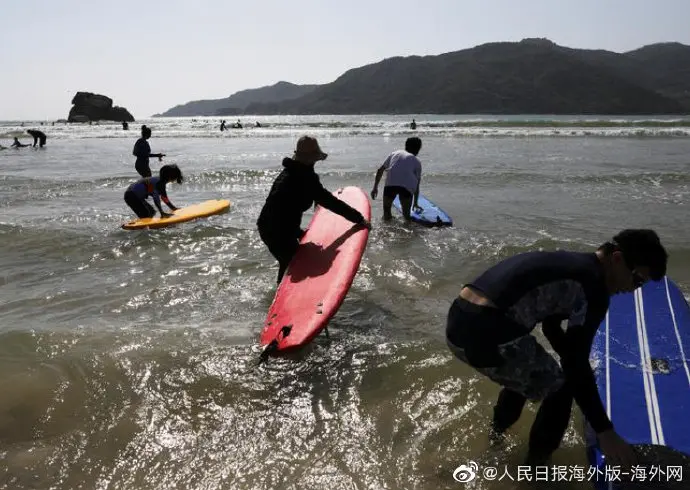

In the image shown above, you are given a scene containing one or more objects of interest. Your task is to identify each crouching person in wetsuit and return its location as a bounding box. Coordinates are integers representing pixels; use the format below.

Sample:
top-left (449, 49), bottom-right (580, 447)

top-left (257, 136), bottom-right (372, 284)
top-left (124, 164), bottom-right (183, 219)
top-left (445, 229), bottom-right (668, 467)
top-left (27, 129), bottom-right (47, 147)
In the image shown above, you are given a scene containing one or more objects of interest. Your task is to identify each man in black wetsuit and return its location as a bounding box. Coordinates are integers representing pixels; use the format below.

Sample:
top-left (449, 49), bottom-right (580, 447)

top-left (445, 229), bottom-right (668, 467)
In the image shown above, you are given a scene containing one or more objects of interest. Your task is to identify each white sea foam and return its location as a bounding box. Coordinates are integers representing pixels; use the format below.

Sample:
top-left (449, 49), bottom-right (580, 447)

top-left (2, 115), bottom-right (690, 140)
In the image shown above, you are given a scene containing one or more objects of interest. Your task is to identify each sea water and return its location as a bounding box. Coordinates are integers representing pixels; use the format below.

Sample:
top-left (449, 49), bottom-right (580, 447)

top-left (1, 115), bottom-right (689, 489)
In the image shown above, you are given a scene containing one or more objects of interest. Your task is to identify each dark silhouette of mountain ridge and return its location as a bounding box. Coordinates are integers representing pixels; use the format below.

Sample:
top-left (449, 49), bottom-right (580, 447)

top-left (156, 39), bottom-right (690, 116)
top-left (154, 81), bottom-right (319, 117)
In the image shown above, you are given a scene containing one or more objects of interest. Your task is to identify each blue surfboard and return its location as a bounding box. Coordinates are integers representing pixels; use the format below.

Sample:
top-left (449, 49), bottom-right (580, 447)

top-left (586, 277), bottom-right (690, 488)
top-left (392, 194), bottom-right (452, 227)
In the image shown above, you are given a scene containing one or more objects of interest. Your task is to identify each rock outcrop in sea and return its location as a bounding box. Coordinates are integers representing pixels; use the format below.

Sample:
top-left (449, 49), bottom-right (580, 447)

top-left (67, 92), bottom-right (135, 122)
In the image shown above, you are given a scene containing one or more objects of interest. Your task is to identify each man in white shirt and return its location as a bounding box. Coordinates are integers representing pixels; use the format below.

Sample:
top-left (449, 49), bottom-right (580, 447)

top-left (370, 137), bottom-right (423, 220)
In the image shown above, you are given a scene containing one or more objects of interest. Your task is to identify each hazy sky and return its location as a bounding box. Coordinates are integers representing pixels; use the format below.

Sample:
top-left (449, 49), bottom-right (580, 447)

top-left (2, 0), bottom-right (689, 120)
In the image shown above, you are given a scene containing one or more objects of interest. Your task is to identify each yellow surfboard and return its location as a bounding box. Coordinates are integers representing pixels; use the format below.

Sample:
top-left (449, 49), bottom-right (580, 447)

top-left (122, 199), bottom-right (231, 230)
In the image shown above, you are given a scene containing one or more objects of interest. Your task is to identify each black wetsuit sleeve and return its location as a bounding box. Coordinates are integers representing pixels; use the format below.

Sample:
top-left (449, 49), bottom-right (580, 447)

top-left (542, 315), bottom-right (568, 355)
top-left (312, 178), bottom-right (364, 225)
top-left (561, 322), bottom-right (613, 433)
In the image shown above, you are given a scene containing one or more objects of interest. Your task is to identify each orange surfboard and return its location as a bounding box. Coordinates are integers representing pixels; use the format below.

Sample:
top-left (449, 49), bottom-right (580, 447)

top-left (122, 199), bottom-right (230, 230)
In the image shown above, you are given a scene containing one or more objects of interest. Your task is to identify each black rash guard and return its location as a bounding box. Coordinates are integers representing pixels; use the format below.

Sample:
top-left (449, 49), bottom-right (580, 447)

top-left (464, 250), bottom-right (613, 433)
top-left (257, 157), bottom-right (364, 236)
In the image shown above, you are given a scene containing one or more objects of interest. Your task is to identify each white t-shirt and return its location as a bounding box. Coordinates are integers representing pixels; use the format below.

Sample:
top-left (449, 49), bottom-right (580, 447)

top-left (383, 150), bottom-right (422, 194)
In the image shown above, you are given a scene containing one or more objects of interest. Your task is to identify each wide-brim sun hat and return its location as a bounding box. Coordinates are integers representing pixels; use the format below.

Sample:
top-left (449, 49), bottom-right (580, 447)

top-left (294, 135), bottom-right (327, 161)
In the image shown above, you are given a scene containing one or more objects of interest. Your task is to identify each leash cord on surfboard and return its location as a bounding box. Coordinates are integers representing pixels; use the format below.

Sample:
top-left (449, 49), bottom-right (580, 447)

top-left (258, 324), bottom-right (292, 365)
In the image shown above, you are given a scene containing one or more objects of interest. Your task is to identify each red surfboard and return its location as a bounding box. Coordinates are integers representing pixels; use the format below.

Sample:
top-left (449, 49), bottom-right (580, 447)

top-left (259, 186), bottom-right (371, 355)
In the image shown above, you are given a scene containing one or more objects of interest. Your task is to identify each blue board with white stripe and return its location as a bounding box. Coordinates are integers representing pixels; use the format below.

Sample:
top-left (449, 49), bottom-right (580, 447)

top-left (392, 194), bottom-right (453, 227)
top-left (586, 277), bottom-right (690, 488)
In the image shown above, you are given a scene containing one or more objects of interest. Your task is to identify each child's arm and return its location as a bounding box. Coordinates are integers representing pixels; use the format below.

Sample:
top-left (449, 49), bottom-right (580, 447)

top-left (162, 194), bottom-right (178, 211)
top-left (158, 183), bottom-right (178, 211)
top-left (151, 193), bottom-right (171, 217)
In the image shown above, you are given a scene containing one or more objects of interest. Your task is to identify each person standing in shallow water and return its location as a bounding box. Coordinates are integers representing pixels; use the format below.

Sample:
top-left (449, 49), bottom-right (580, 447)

top-left (257, 136), bottom-right (371, 284)
top-left (370, 137), bottom-right (423, 221)
top-left (445, 229), bottom-right (668, 467)
top-left (133, 125), bottom-right (165, 178)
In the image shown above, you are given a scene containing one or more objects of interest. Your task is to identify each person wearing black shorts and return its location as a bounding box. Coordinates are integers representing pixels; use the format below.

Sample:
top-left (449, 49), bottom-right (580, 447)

top-left (370, 137), bottom-right (422, 220)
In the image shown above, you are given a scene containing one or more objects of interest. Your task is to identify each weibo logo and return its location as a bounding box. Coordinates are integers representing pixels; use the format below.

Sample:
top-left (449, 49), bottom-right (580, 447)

top-left (453, 461), bottom-right (478, 482)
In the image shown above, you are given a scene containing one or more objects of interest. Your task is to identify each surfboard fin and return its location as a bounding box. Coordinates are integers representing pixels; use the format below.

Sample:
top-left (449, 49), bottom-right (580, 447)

top-left (258, 324), bottom-right (293, 365)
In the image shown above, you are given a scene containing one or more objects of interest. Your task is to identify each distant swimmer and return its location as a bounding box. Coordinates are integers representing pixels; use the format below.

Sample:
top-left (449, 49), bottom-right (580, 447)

top-left (255, 121), bottom-right (262, 128)
top-left (233, 119), bottom-right (243, 129)
top-left (122, 121), bottom-right (129, 130)
top-left (133, 125), bottom-right (165, 178)
top-left (11, 137), bottom-right (29, 148)
top-left (370, 137), bottom-right (423, 221)
top-left (410, 119), bottom-right (417, 130)
top-left (220, 120), bottom-right (227, 131)
top-left (124, 164), bottom-right (183, 219)
top-left (27, 129), bottom-right (47, 147)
